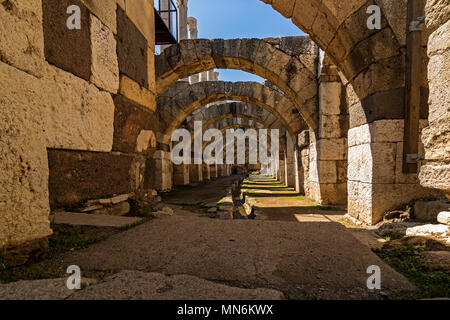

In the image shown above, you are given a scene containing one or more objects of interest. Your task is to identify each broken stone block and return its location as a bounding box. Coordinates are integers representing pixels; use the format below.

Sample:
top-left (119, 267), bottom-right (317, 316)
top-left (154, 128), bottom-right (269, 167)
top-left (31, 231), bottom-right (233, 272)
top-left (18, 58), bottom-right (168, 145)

top-left (92, 202), bottom-right (130, 216)
top-left (437, 212), bottom-right (450, 225)
top-left (111, 194), bottom-right (130, 204)
top-left (82, 205), bottom-right (103, 213)
top-left (406, 224), bottom-right (449, 237)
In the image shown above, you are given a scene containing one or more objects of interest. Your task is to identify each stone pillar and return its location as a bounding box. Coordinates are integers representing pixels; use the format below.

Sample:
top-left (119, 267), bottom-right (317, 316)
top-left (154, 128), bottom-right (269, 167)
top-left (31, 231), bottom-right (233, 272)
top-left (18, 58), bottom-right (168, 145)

top-left (286, 134), bottom-right (297, 188)
top-left (419, 2), bottom-right (450, 198)
top-left (187, 17), bottom-right (197, 39)
top-left (173, 164), bottom-right (189, 186)
top-left (200, 71), bottom-right (208, 82)
top-left (210, 164), bottom-right (218, 179)
top-left (176, 0), bottom-right (189, 41)
top-left (307, 80), bottom-right (348, 205)
top-left (189, 163), bottom-right (202, 183)
top-left (187, 17), bottom-right (200, 84)
top-left (152, 151), bottom-right (173, 191)
top-left (202, 163), bottom-right (210, 181)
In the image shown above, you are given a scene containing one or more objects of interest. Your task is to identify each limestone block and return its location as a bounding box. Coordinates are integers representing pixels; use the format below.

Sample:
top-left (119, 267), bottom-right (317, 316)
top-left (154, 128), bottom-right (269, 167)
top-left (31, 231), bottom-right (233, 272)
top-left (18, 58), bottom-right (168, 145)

top-left (414, 200), bottom-right (450, 221)
top-left (372, 183), bottom-right (444, 224)
top-left (316, 138), bottom-right (347, 161)
top-left (406, 224), bottom-right (449, 237)
top-left (348, 124), bottom-right (371, 147)
top-left (81, 0), bottom-right (117, 33)
top-left (427, 51), bottom-right (450, 123)
top-left (425, 0), bottom-right (450, 31)
top-left (124, 0), bottom-right (155, 46)
top-left (319, 115), bottom-right (342, 139)
top-left (320, 82), bottom-right (342, 115)
top-left (422, 119), bottom-right (450, 161)
top-left (271, 0), bottom-right (295, 18)
top-left (298, 130), bottom-right (309, 148)
top-left (428, 19), bottom-right (450, 56)
top-left (148, 46), bottom-right (156, 94)
top-left (309, 161), bottom-right (337, 184)
top-left (319, 183), bottom-right (347, 205)
top-left (0, 57), bottom-right (116, 254)
top-left (347, 181), bottom-right (373, 224)
top-left (376, 0), bottom-right (407, 46)
top-left (136, 130), bottom-right (156, 153)
top-left (437, 211), bottom-right (450, 224)
top-left (419, 162), bottom-right (450, 193)
top-left (0, 0), bottom-right (45, 77)
top-left (119, 75), bottom-right (157, 111)
top-left (90, 15), bottom-right (119, 93)
top-left (371, 120), bottom-right (404, 143)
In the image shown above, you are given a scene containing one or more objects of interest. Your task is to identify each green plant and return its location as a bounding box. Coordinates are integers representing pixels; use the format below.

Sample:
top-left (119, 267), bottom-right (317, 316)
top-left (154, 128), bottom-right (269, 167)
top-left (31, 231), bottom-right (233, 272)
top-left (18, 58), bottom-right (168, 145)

top-left (376, 245), bottom-right (450, 298)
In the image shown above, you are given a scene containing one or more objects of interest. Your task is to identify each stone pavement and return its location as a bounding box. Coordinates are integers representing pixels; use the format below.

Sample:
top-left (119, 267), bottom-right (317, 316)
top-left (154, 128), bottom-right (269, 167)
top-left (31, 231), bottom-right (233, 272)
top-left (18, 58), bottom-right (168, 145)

top-left (0, 176), bottom-right (419, 300)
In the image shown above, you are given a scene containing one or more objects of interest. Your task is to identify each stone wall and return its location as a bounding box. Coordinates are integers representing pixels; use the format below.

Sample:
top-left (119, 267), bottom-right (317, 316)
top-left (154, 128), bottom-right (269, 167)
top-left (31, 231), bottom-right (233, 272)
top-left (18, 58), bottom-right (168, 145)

top-left (0, 0), bottom-right (159, 265)
top-left (420, 0), bottom-right (450, 197)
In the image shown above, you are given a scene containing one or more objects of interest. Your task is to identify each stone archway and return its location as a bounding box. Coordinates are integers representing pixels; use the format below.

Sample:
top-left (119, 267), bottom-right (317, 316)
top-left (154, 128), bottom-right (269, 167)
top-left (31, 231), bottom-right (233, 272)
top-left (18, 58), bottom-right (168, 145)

top-left (157, 81), bottom-right (309, 139)
top-left (156, 37), bottom-right (319, 128)
top-left (186, 102), bottom-right (284, 133)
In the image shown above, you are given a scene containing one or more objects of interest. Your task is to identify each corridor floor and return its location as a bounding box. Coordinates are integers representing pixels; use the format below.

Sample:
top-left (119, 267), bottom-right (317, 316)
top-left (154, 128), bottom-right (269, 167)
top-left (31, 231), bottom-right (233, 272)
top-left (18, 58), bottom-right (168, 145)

top-left (1, 175), bottom-right (418, 300)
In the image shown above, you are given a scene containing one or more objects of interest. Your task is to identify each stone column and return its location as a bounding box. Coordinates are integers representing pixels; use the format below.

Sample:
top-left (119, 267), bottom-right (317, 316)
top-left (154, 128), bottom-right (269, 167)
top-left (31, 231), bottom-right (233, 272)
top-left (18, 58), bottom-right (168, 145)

top-left (176, 0), bottom-right (189, 41)
top-left (202, 163), bottom-right (210, 181)
top-left (189, 163), bottom-right (202, 183)
top-left (187, 17), bottom-right (201, 84)
top-left (286, 134), bottom-right (297, 188)
top-left (173, 164), bottom-right (189, 186)
top-left (187, 17), bottom-right (198, 39)
top-left (152, 151), bottom-right (173, 191)
top-left (209, 164), bottom-right (218, 179)
top-left (307, 80), bottom-right (348, 205)
top-left (419, 2), bottom-right (450, 198)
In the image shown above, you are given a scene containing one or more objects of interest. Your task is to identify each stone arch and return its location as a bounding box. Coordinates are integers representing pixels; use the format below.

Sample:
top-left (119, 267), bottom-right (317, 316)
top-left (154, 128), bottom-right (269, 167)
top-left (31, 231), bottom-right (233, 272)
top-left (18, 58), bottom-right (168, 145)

top-left (157, 81), bottom-right (309, 138)
top-left (259, 0), bottom-right (404, 82)
top-left (156, 37), bottom-right (319, 128)
top-left (186, 102), bottom-right (282, 132)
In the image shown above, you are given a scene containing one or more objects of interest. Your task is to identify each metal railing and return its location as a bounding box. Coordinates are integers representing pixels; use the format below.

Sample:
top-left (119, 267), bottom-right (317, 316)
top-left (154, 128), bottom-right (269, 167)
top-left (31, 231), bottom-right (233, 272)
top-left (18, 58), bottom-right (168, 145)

top-left (155, 0), bottom-right (178, 42)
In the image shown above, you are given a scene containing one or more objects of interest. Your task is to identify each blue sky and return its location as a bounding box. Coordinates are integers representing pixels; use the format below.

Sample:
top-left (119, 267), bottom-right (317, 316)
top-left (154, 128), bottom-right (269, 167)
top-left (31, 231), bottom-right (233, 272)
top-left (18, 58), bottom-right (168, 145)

top-left (187, 0), bottom-right (306, 83)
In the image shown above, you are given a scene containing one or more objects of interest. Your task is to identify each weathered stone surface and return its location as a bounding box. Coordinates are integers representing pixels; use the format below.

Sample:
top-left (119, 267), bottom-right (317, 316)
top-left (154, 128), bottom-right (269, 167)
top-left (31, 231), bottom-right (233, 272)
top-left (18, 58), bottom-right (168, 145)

top-left (406, 224), bottom-right (449, 237)
top-left (0, 60), bottom-right (114, 254)
top-left (42, 0), bottom-right (92, 80)
top-left (437, 211), bottom-right (450, 224)
top-left (93, 201), bottom-right (130, 216)
top-left (0, 278), bottom-right (81, 300)
top-left (119, 75), bottom-right (156, 111)
top-left (425, 0), bottom-right (450, 31)
top-left (81, 0), bottom-right (117, 33)
top-left (315, 138), bottom-right (347, 161)
top-left (136, 130), bottom-right (156, 153)
top-left (90, 15), bottom-right (119, 93)
top-left (51, 212), bottom-right (141, 228)
top-left (48, 150), bottom-right (134, 209)
top-left (320, 82), bottom-right (342, 115)
top-left (113, 94), bottom-right (158, 154)
top-left (124, 0), bottom-right (155, 47)
top-left (420, 251), bottom-right (450, 273)
top-left (116, 6), bottom-right (148, 88)
top-left (145, 151), bottom-right (173, 191)
top-left (69, 270), bottom-right (284, 300)
top-left (414, 200), bottom-right (450, 222)
top-left (0, 0), bottom-right (45, 77)
top-left (419, 162), bottom-right (450, 194)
